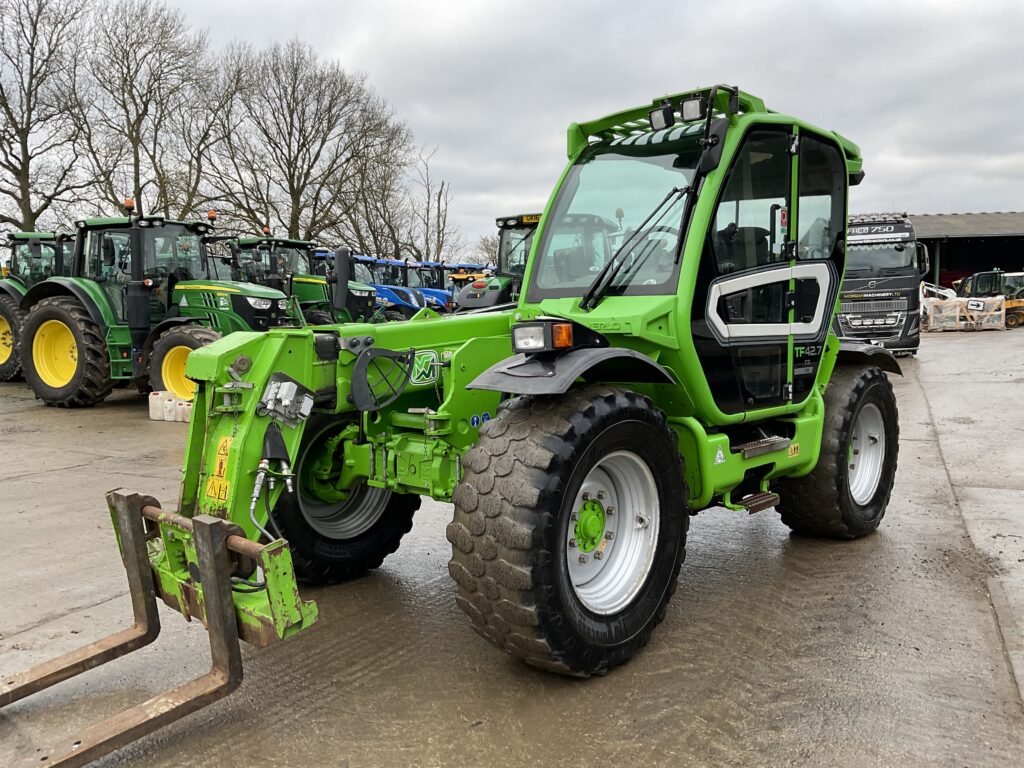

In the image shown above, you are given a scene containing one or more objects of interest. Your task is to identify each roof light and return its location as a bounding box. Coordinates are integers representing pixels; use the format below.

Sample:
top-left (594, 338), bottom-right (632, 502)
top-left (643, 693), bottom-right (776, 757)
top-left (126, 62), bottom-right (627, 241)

top-left (123, 198), bottom-right (135, 212)
top-left (207, 209), bottom-right (218, 222)
top-left (262, 225), bottom-right (271, 235)
top-left (681, 95), bottom-right (708, 122)
top-left (649, 99), bottom-right (675, 131)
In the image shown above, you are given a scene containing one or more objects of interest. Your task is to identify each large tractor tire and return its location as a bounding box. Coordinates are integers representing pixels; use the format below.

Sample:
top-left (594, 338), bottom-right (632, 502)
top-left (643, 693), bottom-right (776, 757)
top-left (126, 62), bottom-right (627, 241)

top-left (303, 308), bottom-right (335, 326)
top-left (448, 385), bottom-right (688, 676)
top-left (270, 417), bottom-right (420, 584)
top-left (20, 296), bottom-right (112, 407)
top-left (0, 294), bottom-right (26, 381)
top-left (149, 325), bottom-right (222, 400)
top-left (777, 365), bottom-right (899, 539)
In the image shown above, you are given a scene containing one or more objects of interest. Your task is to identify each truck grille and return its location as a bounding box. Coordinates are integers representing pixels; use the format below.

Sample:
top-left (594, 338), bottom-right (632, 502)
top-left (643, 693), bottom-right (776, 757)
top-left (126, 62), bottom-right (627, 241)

top-left (840, 298), bottom-right (908, 314)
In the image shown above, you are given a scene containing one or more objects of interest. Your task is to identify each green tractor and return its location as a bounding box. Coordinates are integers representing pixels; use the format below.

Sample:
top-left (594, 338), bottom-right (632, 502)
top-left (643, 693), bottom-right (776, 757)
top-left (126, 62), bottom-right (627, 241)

top-left (233, 234), bottom-right (379, 325)
top-left (4, 86), bottom-right (903, 762)
top-left (0, 231), bottom-right (75, 380)
top-left (16, 206), bottom-right (298, 405)
top-left (456, 213), bottom-right (539, 310)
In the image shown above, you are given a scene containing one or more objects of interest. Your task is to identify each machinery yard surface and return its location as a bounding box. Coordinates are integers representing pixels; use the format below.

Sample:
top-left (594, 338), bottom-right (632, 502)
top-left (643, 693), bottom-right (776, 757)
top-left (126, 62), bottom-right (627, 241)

top-left (1, 332), bottom-right (1023, 767)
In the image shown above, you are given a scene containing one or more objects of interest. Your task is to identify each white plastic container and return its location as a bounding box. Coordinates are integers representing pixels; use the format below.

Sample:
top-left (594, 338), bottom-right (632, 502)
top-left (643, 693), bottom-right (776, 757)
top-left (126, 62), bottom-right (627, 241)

top-left (175, 400), bottom-right (187, 422)
top-left (183, 401), bottom-right (193, 423)
top-left (149, 391), bottom-right (165, 420)
top-left (162, 396), bottom-right (176, 422)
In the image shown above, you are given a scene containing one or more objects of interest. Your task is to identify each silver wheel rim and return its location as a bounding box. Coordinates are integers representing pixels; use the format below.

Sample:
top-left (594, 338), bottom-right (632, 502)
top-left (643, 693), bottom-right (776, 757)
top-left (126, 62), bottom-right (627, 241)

top-left (848, 403), bottom-right (885, 505)
top-left (566, 450), bottom-right (660, 615)
top-left (297, 425), bottom-right (390, 539)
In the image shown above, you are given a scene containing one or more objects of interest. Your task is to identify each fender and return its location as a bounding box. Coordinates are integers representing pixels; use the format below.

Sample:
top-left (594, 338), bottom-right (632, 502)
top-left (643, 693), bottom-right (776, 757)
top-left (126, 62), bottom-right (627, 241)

top-left (20, 279), bottom-right (108, 332)
top-left (836, 339), bottom-right (902, 375)
top-left (0, 278), bottom-right (26, 302)
top-left (468, 347), bottom-right (676, 396)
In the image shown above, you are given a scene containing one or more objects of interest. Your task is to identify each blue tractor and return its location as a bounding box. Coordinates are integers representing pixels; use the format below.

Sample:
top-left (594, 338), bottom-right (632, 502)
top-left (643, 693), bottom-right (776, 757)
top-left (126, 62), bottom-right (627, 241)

top-left (351, 255), bottom-right (429, 319)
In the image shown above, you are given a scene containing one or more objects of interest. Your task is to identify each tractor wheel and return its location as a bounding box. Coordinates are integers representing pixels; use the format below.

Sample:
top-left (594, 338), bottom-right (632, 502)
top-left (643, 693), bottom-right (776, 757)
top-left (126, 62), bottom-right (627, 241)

top-left (383, 310), bottom-right (406, 322)
top-left (270, 416), bottom-right (420, 584)
top-left (303, 309), bottom-right (334, 326)
top-left (448, 385), bottom-right (688, 676)
top-left (0, 294), bottom-right (26, 381)
top-left (777, 365), bottom-right (899, 539)
top-left (1006, 312), bottom-right (1021, 329)
top-left (149, 325), bottom-right (222, 401)
top-left (20, 297), bottom-right (112, 407)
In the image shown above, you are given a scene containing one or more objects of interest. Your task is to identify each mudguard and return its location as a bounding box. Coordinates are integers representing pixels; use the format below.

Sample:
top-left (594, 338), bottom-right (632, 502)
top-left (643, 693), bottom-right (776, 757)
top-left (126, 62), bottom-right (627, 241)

top-left (20, 279), bottom-right (109, 332)
top-left (142, 315), bottom-right (197, 364)
top-left (468, 347), bottom-right (676, 396)
top-left (836, 339), bottom-right (902, 375)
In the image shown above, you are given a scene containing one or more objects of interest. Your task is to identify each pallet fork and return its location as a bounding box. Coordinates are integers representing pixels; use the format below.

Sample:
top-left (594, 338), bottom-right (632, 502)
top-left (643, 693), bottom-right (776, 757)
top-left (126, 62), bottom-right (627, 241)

top-left (1, 492), bottom-right (272, 767)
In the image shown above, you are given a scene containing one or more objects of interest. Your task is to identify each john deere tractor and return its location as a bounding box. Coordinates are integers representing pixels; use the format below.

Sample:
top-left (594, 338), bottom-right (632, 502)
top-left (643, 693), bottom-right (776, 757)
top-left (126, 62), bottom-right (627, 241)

top-left (232, 235), bottom-right (378, 325)
top-left (16, 207), bottom-right (298, 405)
top-left (0, 231), bottom-right (74, 380)
top-left (455, 213), bottom-right (539, 310)
top-left (3, 86), bottom-right (903, 764)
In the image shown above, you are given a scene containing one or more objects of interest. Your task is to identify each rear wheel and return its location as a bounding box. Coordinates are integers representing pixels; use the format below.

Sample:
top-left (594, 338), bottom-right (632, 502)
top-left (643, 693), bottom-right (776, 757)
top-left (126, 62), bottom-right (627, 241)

top-left (0, 294), bottom-right (26, 381)
top-left (270, 417), bottom-right (420, 584)
top-left (448, 385), bottom-right (688, 676)
top-left (20, 296), bottom-right (112, 407)
top-left (777, 365), bottom-right (899, 539)
top-left (303, 308), bottom-right (334, 326)
top-left (1006, 311), bottom-right (1021, 329)
top-left (150, 325), bottom-right (222, 400)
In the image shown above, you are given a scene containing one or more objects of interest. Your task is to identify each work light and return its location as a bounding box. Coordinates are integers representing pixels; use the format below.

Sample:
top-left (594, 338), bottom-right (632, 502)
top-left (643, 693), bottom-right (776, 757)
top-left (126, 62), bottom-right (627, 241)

top-left (648, 100), bottom-right (675, 131)
top-left (681, 96), bottom-right (708, 122)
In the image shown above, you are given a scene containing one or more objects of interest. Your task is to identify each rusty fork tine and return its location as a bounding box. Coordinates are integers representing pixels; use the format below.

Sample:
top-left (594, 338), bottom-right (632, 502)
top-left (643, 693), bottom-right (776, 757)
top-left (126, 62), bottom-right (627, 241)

top-left (0, 492), bottom-right (160, 709)
top-left (15, 514), bottom-right (244, 768)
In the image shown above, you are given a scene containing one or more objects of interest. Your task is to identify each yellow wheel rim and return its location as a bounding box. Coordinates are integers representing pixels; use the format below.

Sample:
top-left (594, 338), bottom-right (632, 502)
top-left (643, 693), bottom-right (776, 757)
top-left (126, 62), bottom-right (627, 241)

top-left (0, 315), bottom-right (12, 365)
top-left (32, 319), bottom-right (78, 388)
top-left (161, 345), bottom-right (196, 400)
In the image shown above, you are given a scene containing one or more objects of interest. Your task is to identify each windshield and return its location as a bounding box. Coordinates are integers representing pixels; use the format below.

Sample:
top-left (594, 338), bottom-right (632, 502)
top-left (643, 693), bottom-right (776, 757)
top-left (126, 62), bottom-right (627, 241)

top-left (499, 227), bottom-right (535, 277)
top-left (353, 262), bottom-right (375, 284)
top-left (529, 143), bottom-right (697, 300)
top-left (273, 247), bottom-right (309, 275)
top-left (9, 241), bottom-right (57, 280)
top-left (376, 263), bottom-right (403, 285)
top-left (146, 225), bottom-right (206, 279)
top-left (416, 266), bottom-right (444, 289)
top-left (406, 267), bottom-right (423, 288)
top-left (1004, 274), bottom-right (1024, 296)
top-left (846, 243), bottom-right (914, 272)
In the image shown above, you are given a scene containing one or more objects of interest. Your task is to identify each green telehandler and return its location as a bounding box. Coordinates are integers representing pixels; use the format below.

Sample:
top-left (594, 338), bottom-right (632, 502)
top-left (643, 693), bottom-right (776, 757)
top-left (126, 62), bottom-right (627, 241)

top-left (16, 204), bottom-right (300, 404)
top-left (2, 86), bottom-right (902, 765)
top-left (0, 231), bottom-right (75, 380)
top-left (455, 213), bottom-right (540, 310)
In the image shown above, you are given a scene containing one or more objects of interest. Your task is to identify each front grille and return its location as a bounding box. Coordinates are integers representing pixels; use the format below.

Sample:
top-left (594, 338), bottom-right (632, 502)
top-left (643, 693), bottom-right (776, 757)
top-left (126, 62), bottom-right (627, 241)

top-left (840, 299), bottom-right (908, 314)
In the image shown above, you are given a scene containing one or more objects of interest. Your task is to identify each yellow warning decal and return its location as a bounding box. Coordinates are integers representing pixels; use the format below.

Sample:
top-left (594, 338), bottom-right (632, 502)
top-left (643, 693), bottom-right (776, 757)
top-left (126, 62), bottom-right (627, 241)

top-left (788, 443), bottom-right (800, 458)
top-left (205, 477), bottom-right (230, 502)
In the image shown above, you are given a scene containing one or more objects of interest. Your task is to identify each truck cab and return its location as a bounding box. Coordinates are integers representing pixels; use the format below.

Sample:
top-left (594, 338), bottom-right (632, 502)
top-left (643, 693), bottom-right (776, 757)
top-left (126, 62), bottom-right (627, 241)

top-left (832, 213), bottom-right (928, 354)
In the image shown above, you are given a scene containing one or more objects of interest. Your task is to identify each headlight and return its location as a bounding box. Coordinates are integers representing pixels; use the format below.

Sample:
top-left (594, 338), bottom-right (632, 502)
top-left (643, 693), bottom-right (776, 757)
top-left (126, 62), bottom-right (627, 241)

top-left (351, 289), bottom-right (372, 298)
top-left (277, 299), bottom-right (289, 310)
top-left (246, 297), bottom-right (273, 310)
top-left (511, 322), bottom-right (574, 354)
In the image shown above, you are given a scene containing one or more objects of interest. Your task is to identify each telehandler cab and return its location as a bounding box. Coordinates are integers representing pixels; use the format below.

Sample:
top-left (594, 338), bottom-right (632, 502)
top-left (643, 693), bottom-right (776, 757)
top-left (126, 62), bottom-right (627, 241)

top-left (2, 86), bottom-right (901, 766)
top-left (0, 231), bottom-right (75, 380)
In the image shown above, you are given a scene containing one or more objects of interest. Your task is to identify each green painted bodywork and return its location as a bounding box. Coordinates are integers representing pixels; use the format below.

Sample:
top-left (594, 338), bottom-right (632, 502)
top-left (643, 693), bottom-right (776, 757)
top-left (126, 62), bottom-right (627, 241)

top-left (127, 86), bottom-right (865, 646)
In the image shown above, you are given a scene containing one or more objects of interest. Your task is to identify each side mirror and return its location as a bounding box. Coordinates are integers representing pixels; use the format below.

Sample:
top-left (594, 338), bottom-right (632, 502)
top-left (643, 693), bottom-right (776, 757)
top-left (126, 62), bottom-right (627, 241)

top-left (29, 241), bottom-right (42, 260)
top-left (332, 248), bottom-right (351, 313)
top-left (102, 238), bottom-right (116, 267)
top-left (697, 118), bottom-right (729, 174)
top-left (228, 242), bottom-right (241, 265)
top-left (917, 242), bottom-right (930, 277)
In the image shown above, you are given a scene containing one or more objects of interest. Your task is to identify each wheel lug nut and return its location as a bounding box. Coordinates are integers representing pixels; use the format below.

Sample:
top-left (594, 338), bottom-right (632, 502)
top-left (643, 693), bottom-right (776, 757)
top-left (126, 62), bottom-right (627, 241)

top-left (594, 551), bottom-right (603, 560)
top-left (597, 490), bottom-right (606, 500)
top-left (569, 538), bottom-right (577, 548)
top-left (582, 492), bottom-right (591, 501)
top-left (606, 506), bottom-right (614, 516)
top-left (571, 511), bottom-right (579, 520)
top-left (605, 531), bottom-right (614, 540)
top-left (579, 554), bottom-right (588, 564)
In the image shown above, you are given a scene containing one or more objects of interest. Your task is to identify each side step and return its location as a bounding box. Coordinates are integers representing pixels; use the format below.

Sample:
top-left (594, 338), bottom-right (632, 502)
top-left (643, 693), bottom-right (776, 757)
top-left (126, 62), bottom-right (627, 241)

top-left (733, 435), bottom-right (791, 459)
top-left (739, 491), bottom-right (781, 514)
top-left (0, 492), bottom-right (244, 768)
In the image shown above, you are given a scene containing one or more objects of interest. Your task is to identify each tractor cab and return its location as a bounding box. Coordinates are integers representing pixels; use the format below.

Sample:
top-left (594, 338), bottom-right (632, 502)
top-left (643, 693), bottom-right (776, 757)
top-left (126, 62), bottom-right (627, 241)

top-left (405, 260), bottom-right (453, 309)
top-left (444, 261), bottom-right (489, 298)
top-left (350, 254), bottom-right (428, 319)
top-left (456, 213), bottom-right (540, 310)
top-left (2, 232), bottom-right (75, 289)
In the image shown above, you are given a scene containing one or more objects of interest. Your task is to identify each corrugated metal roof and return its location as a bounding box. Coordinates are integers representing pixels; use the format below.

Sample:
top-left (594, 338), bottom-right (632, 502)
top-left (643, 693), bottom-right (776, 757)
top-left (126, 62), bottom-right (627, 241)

top-left (907, 212), bottom-right (1024, 239)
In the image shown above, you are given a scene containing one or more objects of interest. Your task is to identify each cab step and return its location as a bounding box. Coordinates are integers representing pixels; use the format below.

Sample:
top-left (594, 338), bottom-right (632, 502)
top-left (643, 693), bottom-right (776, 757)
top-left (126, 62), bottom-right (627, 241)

top-left (733, 435), bottom-right (791, 459)
top-left (738, 491), bottom-right (780, 514)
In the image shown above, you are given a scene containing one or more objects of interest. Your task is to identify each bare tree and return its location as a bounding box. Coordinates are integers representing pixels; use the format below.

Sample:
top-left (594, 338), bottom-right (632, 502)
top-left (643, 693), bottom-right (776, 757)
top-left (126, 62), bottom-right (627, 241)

top-left (74, 0), bottom-right (207, 215)
top-left (474, 233), bottom-right (499, 265)
top-left (209, 40), bottom-right (411, 241)
top-left (405, 148), bottom-right (462, 261)
top-left (0, 0), bottom-right (90, 230)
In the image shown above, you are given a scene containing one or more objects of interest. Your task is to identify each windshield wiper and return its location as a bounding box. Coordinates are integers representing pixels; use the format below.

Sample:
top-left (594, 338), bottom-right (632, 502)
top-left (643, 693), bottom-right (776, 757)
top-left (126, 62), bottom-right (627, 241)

top-left (579, 186), bottom-right (687, 310)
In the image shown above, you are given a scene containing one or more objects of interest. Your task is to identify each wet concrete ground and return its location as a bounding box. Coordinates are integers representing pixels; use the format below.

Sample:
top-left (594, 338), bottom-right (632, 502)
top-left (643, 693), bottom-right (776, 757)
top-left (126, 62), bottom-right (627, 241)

top-left (1, 331), bottom-right (1022, 767)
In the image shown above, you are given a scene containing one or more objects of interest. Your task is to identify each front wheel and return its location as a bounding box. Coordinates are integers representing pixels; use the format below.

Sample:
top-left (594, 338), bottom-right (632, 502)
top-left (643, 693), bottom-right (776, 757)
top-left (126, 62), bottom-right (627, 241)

top-left (270, 418), bottom-right (420, 584)
top-left (448, 386), bottom-right (688, 676)
top-left (777, 365), bottom-right (899, 538)
top-left (0, 294), bottom-right (26, 381)
top-left (303, 308), bottom-right (335, 326)
top-left (149, 325), bottom-right (222, 400)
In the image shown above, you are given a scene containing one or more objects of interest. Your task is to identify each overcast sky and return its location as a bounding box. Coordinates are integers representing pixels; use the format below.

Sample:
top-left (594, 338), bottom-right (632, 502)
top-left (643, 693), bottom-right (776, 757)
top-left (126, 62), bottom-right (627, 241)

top-left (180, 0), bottom-right (1024, 243)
